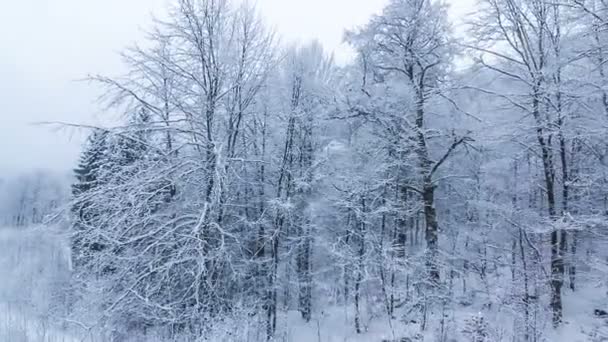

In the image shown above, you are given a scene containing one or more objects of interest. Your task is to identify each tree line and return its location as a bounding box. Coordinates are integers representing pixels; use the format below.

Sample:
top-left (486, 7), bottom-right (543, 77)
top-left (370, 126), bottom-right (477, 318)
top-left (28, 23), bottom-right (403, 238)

top-left (66, 0), bottom-right (608, 341)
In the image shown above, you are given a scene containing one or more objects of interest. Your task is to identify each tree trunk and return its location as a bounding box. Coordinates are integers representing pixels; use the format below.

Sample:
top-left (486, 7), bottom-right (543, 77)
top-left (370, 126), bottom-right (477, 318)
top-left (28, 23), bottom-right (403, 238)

top-left (297, 229), bottom-right (312, 322)
top-left (422, 176), bottom-right (440, 284)
top-left (533, 92), bottom-right (563, 327)
top-left (519, 227), bottom-right (531, 342)
top-left (354, 196), bottom-right (366, 334)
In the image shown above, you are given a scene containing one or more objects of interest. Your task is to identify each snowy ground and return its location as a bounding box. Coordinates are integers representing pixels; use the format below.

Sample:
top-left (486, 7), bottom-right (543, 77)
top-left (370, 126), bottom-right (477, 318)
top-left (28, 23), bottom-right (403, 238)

top-left (0, 226), bottom-right (78, 342)
top-left (554, 284), bottom-right (608, 341)
top-left (0, 303), bottom-right (80, 342)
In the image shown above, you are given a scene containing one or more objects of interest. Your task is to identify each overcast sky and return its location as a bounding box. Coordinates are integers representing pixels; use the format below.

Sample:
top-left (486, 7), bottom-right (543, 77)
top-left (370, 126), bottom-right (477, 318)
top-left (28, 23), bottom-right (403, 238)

top-left (0, 0), bottom-right (474, 175)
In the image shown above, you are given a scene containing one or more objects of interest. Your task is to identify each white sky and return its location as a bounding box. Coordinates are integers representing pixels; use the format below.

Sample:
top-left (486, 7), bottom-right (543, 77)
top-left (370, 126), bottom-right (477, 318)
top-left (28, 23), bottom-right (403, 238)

top-left (0, 0), bottom-right (474, 175)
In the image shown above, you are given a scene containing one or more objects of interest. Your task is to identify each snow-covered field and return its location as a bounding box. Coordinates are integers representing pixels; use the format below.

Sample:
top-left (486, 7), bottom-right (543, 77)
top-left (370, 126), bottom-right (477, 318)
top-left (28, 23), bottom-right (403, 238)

top-left (0, 227), bottom-right (78, 342)
top-left (0, 303), bottom-right (80, 342)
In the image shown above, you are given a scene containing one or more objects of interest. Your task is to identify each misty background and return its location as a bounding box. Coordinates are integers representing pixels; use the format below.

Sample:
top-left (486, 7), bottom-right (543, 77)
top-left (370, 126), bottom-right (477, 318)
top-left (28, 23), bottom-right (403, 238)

top-left (0, 0), bottom-right (473, 175)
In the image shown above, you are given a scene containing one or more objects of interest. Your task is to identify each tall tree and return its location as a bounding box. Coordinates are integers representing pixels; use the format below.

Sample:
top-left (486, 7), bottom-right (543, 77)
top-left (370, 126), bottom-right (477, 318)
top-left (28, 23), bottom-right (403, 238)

top-left (345, 0), bottom-right (466, 286)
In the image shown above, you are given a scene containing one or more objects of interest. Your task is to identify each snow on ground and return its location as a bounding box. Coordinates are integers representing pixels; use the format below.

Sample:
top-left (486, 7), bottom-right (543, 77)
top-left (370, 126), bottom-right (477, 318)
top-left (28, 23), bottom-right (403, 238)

top-left (553, 281), bottom-right (608, 342)
top-left (0, 226), bottom-right (78, 342)
top-left (0, 303), bottom-right (81, 342)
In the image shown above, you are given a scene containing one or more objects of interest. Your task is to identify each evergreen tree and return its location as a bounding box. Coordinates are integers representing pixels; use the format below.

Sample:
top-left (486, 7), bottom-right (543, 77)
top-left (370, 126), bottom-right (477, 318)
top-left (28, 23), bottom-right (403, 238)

top-left (71, 129), bottom-right (109, 258)
top-left (72, 129), bottom-right (108, 199)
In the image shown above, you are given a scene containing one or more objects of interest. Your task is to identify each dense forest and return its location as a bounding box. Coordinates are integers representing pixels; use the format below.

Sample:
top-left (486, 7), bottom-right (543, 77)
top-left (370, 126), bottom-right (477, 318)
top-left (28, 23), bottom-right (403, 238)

top-left (7, 0), bottom-right (608, 341)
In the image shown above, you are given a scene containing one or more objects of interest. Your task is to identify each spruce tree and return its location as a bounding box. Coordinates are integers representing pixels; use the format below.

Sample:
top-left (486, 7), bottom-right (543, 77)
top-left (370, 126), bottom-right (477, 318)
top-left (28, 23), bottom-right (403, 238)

top-left (72, 129), bottom-right (108, 199)
top-left (71, 129), bottom-right (110, 273)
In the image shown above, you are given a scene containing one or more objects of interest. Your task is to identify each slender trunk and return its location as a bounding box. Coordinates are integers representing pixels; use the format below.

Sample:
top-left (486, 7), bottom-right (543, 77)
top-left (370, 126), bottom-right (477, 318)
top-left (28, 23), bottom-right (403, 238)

top-left (297, 111), bottom-right (314, 322)
top-left (380, 198), bottom-right (398, 319)
top-left (423, 176), bottom-right (440, 284)
top-left (297, 229), bottom-right (312, 322)
top-left (266, 227), bottom-right (279, 341)
top-left (354, 269), bottom-right (362, 334)
top-left (354, 196), bottom-right (366, 334)
top-left (569, 138), bottom-right (581, 291)
top-left (344, 211), bottom-right (352, 306)
top-left (390, 210), bottom-right (397, 314)
top-left (511, 239), bottom-right (517, 282)
top-left (570, 233), bottom-right (577, 291)
top-left (533, 86), bottom-right (563, 326)
top-left (519, 227), bottom-right (530, 342)
top-left (558, 122), bottom-right (570, 296)
top-left (554, 22), bottom-right (571, 300)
